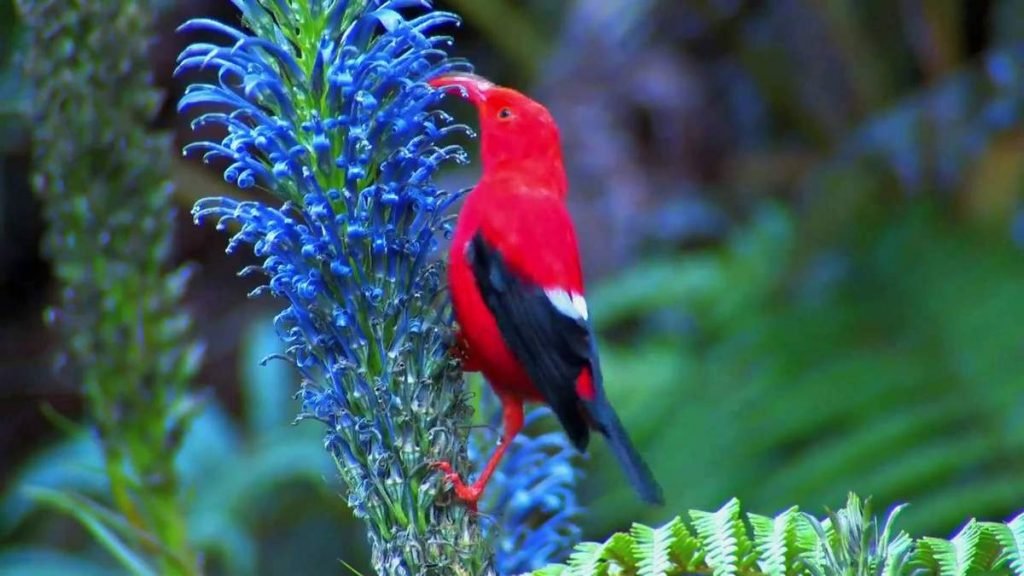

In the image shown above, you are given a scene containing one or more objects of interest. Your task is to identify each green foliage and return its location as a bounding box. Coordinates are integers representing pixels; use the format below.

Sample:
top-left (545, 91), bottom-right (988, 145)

top-left (992, 514), bottom-right (1024, 576)
top-left (0, 280), bottom-right (337, 570)
top-left (0, 315), bottom-right (347, 575)
top-left (15, 0), bottom-right (202, 573)
top-left (532, 494), bottom-right (1024, 576)
top-left (0, 549), bottom-right (117, 576)
top-left (22, 487), bottom-right (163, 576)
top-left (586, 204), bottom-right (1024, 538)
top-left (912, 520), bottom-right (1001, 576)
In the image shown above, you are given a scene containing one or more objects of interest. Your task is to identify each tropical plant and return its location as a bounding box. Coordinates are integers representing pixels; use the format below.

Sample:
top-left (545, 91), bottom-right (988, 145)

top-left (0, 314), bottom-right (342, 575)
top-left (177, 0), bottom-right (492, 572)
top-left (532, 493), bottom-right (1024, 576)
top-left (14, 0), bottom-right (202, 573)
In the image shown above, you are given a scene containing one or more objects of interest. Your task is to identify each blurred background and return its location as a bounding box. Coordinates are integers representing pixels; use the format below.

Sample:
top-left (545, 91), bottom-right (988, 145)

top-left (3, 0), bottom-right (1024, 573)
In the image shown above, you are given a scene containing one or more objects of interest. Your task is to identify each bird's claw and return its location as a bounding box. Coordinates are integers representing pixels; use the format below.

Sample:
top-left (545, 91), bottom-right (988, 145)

top-left (431, 461), bottom-right (482, 512)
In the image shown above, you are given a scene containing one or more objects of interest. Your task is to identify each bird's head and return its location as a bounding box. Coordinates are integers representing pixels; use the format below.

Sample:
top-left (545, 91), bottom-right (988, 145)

top-left (429, 73), bottom-right (565, 187)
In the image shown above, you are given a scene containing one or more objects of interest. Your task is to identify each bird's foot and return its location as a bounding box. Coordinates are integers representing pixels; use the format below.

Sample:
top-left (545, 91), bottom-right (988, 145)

top-left (432, 461), bottom-right (482, 512)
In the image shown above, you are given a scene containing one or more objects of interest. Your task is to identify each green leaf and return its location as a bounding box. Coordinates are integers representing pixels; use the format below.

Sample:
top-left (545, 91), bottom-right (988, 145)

top-left (602, 532), bottom-right (637, 570)
top-left (666, 516), bottom-right (702, 572)
top-left (749, 506), bottom-right (810, 576)
top-left (878, 504), bottom-right (913, 576)
top-left (566, 542), bottom-right (606, 576)
top-left (800, 515), bottom-right (836, 576)
top-left (690, 498), bottom-right (755, 576)
top-left (24, 487), bottom-right (158, 576)
top-left (0, 548), bottom-right (117, 576)
top-left (187, 516), bottom-right (256, 576)
top-left (990, 513), bottom-right (1024, 576)
top-left (23, 486), bottom-right (193, 570)
top-left (0, 435), bottom-right (106, 534)
top-left (174, 402), bottom-right (242, 487)
top-left (913, 519), bottom-right (1001, 576)
top-left (533, 494), bottom-right (1024, 576)
top-left (631, 519), bottom-right (675, 576)
top-left (187, 435), bottom-right (331, 572)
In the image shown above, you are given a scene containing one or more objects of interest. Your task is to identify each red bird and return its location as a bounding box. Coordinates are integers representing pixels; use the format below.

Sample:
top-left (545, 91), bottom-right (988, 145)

top-left (429, 73), bottom-right (663, 509)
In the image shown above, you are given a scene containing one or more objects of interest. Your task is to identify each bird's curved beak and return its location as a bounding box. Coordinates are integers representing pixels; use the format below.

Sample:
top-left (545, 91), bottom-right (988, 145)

top-left (428, 73), bottom-right (493, 104)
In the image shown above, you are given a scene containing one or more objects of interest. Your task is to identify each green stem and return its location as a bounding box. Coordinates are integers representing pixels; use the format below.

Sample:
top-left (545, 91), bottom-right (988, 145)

top-left (103, 448), bottom-right (146, 534)
top-left (17, 0), bottom-right (202, 573)
top-left (145, 490), bottom-right (198, 575)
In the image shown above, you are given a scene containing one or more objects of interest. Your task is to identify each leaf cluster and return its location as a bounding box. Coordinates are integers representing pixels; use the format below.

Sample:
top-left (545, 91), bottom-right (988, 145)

top-left (533, 494), bottom-right (1024, 576)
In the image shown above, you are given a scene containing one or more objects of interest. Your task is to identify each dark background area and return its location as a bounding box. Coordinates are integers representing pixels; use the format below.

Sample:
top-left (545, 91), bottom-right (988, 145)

top-left (2, 1), bottom-right (1024, 574)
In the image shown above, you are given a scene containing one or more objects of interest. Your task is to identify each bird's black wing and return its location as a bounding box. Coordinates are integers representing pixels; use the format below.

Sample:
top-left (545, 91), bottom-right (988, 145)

top-left (466, 232), bottom-right (592, 451)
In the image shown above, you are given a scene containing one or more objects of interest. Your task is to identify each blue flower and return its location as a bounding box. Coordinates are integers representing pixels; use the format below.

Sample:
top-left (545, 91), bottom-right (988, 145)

top-left (176, 1), bottom-right (494, 572)
top-left (471, 391), bottom-right (585, 574)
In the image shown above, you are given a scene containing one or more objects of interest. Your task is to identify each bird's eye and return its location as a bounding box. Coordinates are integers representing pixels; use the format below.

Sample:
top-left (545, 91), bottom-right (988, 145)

top-left (497, 107), bottom-right (513, 120)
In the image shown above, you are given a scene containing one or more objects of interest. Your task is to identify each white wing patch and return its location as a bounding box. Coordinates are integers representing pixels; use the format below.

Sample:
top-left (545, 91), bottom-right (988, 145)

top-left (545, 288), bottom-right (589, 322)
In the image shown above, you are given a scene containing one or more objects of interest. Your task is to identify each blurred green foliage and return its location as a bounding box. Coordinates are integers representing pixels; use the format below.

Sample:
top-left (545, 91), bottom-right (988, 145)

top-left (590, 201), bottom-right (1024, 539)
top-left (15, 0), bottom-right (206, 572)
top-left (0, 317), bottom-right (355, 575)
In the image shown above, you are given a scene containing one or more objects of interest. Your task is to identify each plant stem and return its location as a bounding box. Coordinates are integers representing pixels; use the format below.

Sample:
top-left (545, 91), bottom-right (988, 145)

top-left (17, 0), bottom-right (202, 572)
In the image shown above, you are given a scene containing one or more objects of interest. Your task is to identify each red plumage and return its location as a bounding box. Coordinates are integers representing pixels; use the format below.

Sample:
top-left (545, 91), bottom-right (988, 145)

top-left (429, 73), bottom-right (662, 509)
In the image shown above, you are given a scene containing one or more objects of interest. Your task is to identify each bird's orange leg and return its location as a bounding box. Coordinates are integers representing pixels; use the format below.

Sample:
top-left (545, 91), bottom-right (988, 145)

top-left (434, 393), bottom-right (524, 511)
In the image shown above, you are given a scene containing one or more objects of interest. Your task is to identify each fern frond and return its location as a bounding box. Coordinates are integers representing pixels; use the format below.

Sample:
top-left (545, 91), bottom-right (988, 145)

top-left (801, 514), bottom-right (836, 576)
top-left (749, 506), bottom-right (813, 576)
top-left (603, 533), bottom-right (637, 571)
top-left (668, 515), bottom-right (703, 572)
top-left (990, 512), bottom-right (1024, 576)
top-left (565, 542), bottom-right (605, 576)
top-left (877, 505), bottom-right (913, 576)
top-left (913, 519), bottom-right (1002, 576)
top-left (631, 518), bottom-right (678, 576)
top-left (691, 498), bottom-right (756, 576)
top-left (531, 495), bottom-right (1024, 576)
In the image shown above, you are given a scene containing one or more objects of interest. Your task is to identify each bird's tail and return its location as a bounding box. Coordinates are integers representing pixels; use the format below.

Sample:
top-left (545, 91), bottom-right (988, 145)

top-left (587, 398), bottom-right (664, 505)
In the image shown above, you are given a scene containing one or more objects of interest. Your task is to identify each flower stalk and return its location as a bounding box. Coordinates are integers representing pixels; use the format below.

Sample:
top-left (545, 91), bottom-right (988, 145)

top-left (17, 0), bottom-right (202, 574)
top-left (178, 1), bottom-right (494, 573)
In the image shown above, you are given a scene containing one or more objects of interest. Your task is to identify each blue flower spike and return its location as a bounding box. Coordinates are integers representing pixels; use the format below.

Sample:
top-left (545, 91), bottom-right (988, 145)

top-left (176, 1), bottom-right (496, 573)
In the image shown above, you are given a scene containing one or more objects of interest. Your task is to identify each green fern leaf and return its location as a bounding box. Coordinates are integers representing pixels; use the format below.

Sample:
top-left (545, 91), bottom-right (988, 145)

top-left (567, 542), bottom-right (607, 576)
top-left (913, 519), bottom-right (1000, 576)
top-left (749, 506), bottom-right (813, 576)
top-left (881, 532), bottom-right (913, 576)
top-left (667, 515), bottom-right (702, 571)
top-left (631, 519), bottom-right (677, 576)
top-left (877, 504), bottom-right (912, 576)
top-left (793, 513), bottom-right (825, 569)
top-left (691, 498), bottom-right (755, 576)
top-left (914, 536), bottom-right (958, 575)
top-left (602, 532), bottom-right (637, 571)
top-left (965, 520), bottom-right (1001, 572)
top-left (24, 487), bottom-right (158, 576)
top-left (990, 512), bottom-right (1024, 576)
top-left (799, 514), bottom-right (838, 576)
